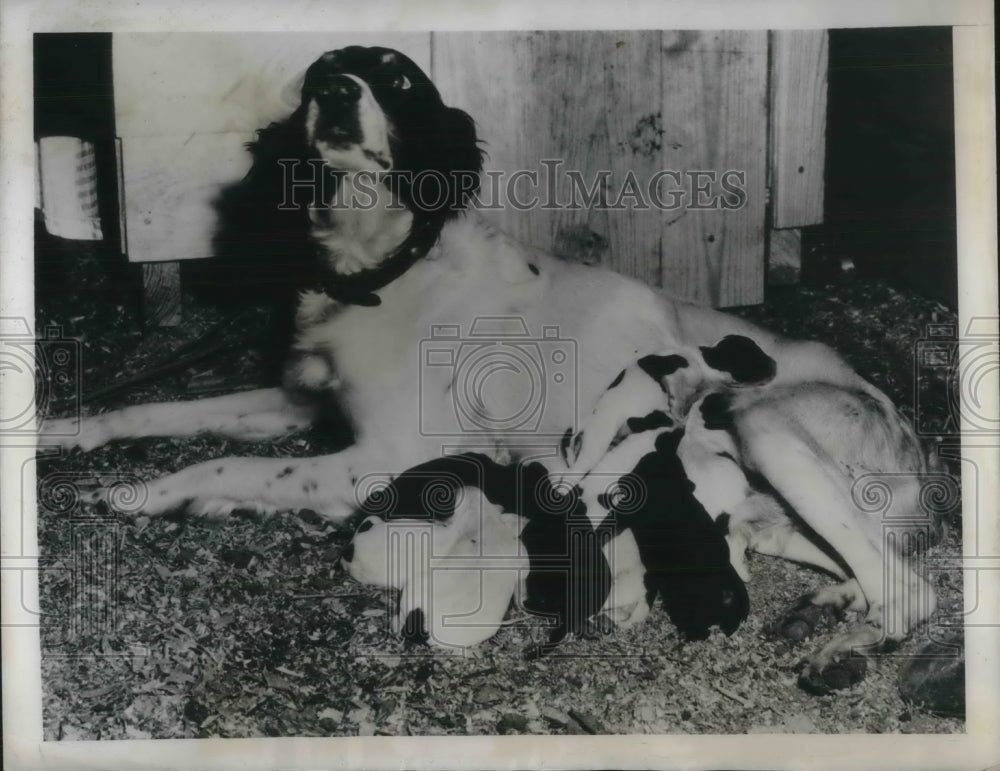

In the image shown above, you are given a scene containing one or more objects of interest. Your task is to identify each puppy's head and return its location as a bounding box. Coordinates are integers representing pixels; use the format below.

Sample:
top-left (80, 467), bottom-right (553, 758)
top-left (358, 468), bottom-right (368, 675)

top-left (638, 334), bottom-right (776, 425)
top-left (342, 494), bottom-right (524, 649)
top-left (300, 46), bottom-right (483, 214)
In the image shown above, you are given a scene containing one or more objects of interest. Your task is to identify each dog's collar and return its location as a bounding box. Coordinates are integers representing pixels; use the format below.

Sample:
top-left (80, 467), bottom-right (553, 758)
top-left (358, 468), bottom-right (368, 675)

top-left (313, 221), bottom-right (442, 307)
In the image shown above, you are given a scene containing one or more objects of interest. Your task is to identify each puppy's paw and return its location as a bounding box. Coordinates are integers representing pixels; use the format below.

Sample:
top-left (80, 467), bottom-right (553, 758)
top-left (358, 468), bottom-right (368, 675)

top-left (798, 654), bottom-right (867, 695)
top-left (773, 597), bottom-right (842, 642)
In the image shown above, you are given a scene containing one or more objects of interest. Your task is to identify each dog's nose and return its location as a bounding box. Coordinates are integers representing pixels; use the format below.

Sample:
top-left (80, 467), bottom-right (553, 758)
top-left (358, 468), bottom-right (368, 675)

top-left (318, 75), bottom-right (361, 104)
top-left (341, 542), bottom-right (355, 563)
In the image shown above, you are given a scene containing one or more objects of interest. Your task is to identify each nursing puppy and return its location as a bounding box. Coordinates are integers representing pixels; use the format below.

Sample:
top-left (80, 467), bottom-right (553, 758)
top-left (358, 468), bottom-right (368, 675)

top-left (555, 334), bottom-right (776, 490)
top-left (345, 500), bottom-right (524, 650)
top-left (573, 428), bottom-right (750, 640)
top-left (343, 453), bottom-right (614, 651)
top-left (346, 447), bottom-right (746, 649)
top-left (555, 333), bottom-right (781, 582)
top-left (559, 338), bottom-right (941, 691)
top-left (343, 454), bottom-right (524, 649)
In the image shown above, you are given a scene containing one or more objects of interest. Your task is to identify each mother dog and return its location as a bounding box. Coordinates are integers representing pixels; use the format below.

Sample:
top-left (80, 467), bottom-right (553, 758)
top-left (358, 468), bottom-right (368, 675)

top-left (44, 46), bottom-right (940, 691)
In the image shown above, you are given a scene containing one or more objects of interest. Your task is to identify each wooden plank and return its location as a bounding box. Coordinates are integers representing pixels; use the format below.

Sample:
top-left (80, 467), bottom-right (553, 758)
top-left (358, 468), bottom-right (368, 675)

top-left (436, 30), bottom-right (767, 305)
top-left (119, 132), bottom-right (249, 263)
top-left (141, 262), bottom-right (181, 326)
top-left (659, 30), bottom-right (769, 306)
top-left (601, 32), bottom-right (666, 288)
top-left (432, 32), bottom-right (601, 260)
top-left (113, 33), bottom-right (432, 139)
top-left (433, 31), bottom-right (667, 287)
top-left (770, 30), bottom-right (828, 229)
top-left (768, 226), bottom-right (801, 286)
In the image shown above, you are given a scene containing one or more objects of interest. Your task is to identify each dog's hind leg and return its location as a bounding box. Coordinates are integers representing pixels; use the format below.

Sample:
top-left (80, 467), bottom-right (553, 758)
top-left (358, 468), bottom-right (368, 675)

top-left (41, 388), bottom-right (318, 451)
top-left (744, 521), bottom-right (849, 580)
top-left (739, 425), bottom-right (936, 689)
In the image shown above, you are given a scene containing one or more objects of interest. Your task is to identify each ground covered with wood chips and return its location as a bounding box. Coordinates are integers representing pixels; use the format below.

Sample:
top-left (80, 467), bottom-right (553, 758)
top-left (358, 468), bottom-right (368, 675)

top-left (35, 255), bottom-right (965, 738)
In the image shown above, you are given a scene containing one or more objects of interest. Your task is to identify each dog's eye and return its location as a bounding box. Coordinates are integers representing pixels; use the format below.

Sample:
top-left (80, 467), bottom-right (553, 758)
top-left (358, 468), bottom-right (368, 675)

top-left (391, 74), bottom-right (411, 90)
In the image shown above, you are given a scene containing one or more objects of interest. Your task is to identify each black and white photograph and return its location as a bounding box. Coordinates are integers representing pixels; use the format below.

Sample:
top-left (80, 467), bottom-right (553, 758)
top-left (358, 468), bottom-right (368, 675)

top-left (2, 1), bottom-right (997, 769)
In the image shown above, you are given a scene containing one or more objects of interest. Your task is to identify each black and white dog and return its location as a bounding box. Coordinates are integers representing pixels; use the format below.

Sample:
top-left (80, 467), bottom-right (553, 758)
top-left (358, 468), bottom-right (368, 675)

top-left (44, 46), bottom-right (942, 692)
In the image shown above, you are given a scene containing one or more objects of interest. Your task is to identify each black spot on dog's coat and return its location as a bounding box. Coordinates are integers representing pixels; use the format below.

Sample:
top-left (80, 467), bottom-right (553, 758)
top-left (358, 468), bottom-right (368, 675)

top-left (699, 335), bottom-right (776, 384)
top-left (637, 354), bottom-right (689, 387)
top-left (700, 393), bottom-right (734, 431)
top-left (608, 369), bottom-right (626, 389)
top-left (626, 410), bottom-right (673, 434)
top-left (277, 466), bottom-right (295, 479)
top-left (528, 263), bottom-right (540, 275)
top-left (559, 427), bottom-right (574, 463)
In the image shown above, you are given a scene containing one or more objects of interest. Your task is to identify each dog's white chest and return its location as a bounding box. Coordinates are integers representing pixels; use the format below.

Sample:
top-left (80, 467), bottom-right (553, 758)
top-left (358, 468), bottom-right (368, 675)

top-left (309, 176), bottom-right (413, 276)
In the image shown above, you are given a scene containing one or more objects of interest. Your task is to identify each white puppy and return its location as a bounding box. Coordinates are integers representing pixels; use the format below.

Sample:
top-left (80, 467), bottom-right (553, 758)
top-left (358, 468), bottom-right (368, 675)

top-left (343, 487), bottom-right (527, 649)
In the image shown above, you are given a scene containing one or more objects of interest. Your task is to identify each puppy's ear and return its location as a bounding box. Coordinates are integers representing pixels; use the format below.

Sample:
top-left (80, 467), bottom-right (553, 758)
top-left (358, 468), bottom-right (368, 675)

top-left (699, 335), bottom-right (776, 385)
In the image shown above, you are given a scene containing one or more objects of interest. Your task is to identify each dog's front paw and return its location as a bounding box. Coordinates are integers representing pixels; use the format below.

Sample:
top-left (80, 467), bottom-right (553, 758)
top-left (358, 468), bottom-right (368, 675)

top-left (37, 416), bottom-right (110, 452)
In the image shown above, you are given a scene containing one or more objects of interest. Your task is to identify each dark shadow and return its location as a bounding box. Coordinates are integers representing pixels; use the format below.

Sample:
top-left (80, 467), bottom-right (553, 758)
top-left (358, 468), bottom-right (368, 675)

top-left (819, 26), bottom-right (957, 307)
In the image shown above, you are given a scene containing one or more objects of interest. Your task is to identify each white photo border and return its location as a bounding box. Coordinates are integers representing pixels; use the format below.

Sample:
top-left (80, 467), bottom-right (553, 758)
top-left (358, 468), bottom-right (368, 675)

top-left (2, 0), bottom-right (996, 769)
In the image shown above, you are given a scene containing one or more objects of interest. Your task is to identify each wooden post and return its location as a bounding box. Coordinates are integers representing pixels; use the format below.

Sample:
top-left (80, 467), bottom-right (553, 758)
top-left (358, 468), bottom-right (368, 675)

top-left (141, 262), bottom-right (181, 327)
top-left (767, 30), bottom-right (829, 287)
top-left (769, 30), bottom-right (828, 229)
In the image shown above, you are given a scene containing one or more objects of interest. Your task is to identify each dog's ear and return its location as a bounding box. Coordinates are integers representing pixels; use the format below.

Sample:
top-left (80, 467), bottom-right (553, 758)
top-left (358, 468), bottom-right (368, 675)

top-left (438, 106), bottom-right (485, 180)
top-left (699, 335), bottom-right (776, 385)
top-left (404, 106), bottom-right (485, 217)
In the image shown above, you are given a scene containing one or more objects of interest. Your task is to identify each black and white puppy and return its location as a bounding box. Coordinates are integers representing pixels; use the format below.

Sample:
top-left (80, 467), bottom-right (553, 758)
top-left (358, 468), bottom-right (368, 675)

top-left (555, 334), bottom-right (776, 487)
top-left (345, 498), bottom-right (524, 650)
top-left (555, 334), bottom-right (782, 583)
top-left (343, 454), bottom-right (613, 650)
top-left (571, 425), bottom-right (750, 641)
top-left (343, 455), bottom-right (524, 649)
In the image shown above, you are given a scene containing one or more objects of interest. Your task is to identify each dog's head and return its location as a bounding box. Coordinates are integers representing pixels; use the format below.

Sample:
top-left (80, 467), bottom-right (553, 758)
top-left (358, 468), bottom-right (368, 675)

top-left (299, 46), bottom-right (483, 215)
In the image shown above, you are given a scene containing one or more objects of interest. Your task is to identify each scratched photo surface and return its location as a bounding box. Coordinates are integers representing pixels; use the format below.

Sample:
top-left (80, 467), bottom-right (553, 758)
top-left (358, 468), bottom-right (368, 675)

top-left (31, 28), bottom-right (967, 739)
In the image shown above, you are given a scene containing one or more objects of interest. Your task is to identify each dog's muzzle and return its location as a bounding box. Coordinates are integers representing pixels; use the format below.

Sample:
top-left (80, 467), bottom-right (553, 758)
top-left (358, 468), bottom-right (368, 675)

top-left (315, 74), bottom-right (362, 107)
